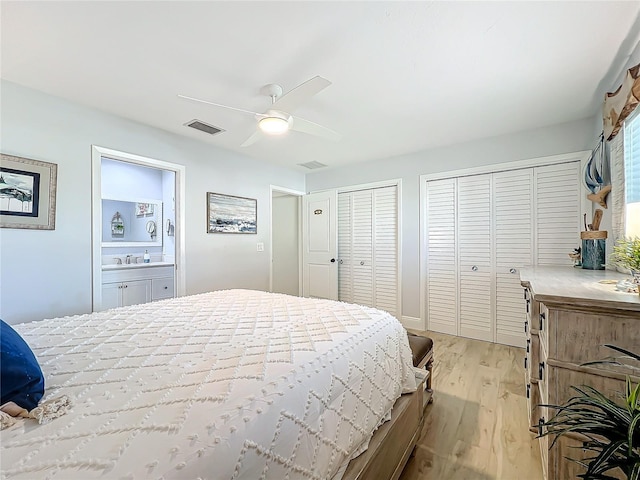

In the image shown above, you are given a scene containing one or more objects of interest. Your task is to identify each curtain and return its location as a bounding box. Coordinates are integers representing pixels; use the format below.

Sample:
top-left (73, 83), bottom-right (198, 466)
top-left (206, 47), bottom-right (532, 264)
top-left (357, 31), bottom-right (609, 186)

top-left (603, 63), bottom-right (640, 141)
top-left (608, 134), bottom-right (625, 241)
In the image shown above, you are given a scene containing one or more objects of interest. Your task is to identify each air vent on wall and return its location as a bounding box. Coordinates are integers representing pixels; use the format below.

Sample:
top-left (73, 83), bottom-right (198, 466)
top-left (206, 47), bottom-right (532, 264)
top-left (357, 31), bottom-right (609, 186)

top-left (297, 161), bottom-right (328, 170)
top-left (184, 119), bottom-right (224, 136)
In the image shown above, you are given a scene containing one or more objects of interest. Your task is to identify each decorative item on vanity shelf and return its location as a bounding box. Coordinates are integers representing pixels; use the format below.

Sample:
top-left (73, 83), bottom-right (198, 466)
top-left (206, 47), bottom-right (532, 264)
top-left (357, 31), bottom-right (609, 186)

top-left (539, 345), bottom-right (640, 480)
top-left (111, 211), bottom-right (124, 237)
top-left (609, 236), bottom-right (640, 295)
top-left (143, 250), bottom-right (150, 264)
top-left (568, 247), bottom-right (582, 267)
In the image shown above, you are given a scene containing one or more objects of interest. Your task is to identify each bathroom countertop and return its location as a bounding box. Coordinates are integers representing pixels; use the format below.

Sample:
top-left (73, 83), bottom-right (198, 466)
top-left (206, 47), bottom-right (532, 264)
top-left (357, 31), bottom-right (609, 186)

top-left (102, 261), bottom-right (174, 271)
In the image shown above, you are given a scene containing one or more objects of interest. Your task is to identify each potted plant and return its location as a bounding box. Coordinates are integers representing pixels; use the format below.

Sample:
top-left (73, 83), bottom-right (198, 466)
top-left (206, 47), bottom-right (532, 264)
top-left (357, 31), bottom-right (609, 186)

top-left (539, 346), bottom-right (640, 479)
top-left (609, 237), bottom-right (640, 288)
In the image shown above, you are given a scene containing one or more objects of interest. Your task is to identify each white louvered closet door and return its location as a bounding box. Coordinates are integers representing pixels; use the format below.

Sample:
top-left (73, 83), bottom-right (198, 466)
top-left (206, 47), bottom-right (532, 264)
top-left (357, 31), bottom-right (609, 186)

top-left (494, 169), bottom-right (533, 347)
top-left (457, 174), bottom-right (494, 342)
top-left (338, 193), bottom-right (353, 303)
top-left (337, 186), bottom-right (399, 315)
top-left (535, 162), bottom-right (581, 265)
top-left (351, 190), bottom-right (374, 306)
top-left (373, 186), bottom-right (398, 316)
top-left (425, 178), bottom-right (457, 335)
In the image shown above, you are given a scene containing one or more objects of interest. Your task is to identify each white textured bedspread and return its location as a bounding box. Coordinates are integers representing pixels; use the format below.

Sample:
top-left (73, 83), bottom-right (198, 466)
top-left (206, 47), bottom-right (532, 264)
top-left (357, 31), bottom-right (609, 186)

top-left (1, 289), bottom-right (416, 480)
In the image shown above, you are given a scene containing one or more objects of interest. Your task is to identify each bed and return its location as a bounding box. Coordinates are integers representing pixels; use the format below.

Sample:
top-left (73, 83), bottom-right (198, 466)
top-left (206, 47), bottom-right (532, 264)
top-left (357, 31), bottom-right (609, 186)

top-left (1, 289), bottom-right (423, 480)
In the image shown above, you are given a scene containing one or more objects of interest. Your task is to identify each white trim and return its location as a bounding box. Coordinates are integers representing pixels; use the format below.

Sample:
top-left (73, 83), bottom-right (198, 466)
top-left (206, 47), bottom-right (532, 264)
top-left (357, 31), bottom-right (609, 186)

top-left (420, 151), bottom-right (590, 182)
top-left (336, 178), bottom-right (402, 194)
top-left (401, 315), bottom-right (424, 331)
top-left (91, 146), bottom-right (186, 311)
top-left (269, 185), bottom-right (305, 296)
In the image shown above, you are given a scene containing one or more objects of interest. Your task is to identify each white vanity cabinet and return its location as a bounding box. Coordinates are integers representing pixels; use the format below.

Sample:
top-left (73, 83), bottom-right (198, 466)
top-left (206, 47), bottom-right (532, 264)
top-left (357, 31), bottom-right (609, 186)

top-left (101, 264), bottom-right (175, 310)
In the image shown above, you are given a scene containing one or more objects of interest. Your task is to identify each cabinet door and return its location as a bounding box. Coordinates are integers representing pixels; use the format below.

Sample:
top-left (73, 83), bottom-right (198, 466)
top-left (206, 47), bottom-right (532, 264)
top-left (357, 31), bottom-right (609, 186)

top-left (152, 276), bottom-right (175, 300)
top-left (121, 280), bottom-right (151, 307)
top-left (494, 169), bottom-right (533, 347)
top-left (457, 174), bottom-right (493, 342)
top-left (535, 162), bottom-right (580, 265)
top-left (101, 282), bottom-right (122, 310)
top-left (425, 178), bottom-right (457, 335)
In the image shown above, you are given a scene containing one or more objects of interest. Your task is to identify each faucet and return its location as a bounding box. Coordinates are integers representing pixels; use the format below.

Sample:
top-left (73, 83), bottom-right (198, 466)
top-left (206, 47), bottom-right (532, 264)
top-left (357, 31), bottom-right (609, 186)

top-left (114, 257), bottom-right (122, 265)
top-left (125, 255), bottom-right (132, 264)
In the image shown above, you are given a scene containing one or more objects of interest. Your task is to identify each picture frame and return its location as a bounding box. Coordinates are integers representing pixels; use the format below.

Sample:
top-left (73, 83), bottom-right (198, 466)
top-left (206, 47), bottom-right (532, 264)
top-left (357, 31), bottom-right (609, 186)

top-left (0, 154), bottom-right (57, 230)
top-left (207, 192), bottom-right (257, 234)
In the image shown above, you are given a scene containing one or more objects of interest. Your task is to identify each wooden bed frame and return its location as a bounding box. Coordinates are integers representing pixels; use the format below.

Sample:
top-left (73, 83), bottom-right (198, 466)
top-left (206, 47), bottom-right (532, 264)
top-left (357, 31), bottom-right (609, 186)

top-left (343, 352), bottom-right (433, 480)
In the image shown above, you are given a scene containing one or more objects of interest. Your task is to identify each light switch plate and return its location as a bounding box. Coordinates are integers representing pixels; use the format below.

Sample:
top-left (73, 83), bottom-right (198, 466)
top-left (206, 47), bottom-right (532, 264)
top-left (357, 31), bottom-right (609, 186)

top-left (256, 242), bottom-right (264, 252)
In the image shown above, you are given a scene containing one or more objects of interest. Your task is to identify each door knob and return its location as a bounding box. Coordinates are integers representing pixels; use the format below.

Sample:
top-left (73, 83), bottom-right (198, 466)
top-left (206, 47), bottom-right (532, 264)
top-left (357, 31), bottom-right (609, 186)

top-left (510, 268), bottom-right (517, 274)
top-left (472, 265), bottom-right (478, 271)
top-left (360, 261), bottom-right (365, 265)
top-left (330, 258), bottom-right (336, 263)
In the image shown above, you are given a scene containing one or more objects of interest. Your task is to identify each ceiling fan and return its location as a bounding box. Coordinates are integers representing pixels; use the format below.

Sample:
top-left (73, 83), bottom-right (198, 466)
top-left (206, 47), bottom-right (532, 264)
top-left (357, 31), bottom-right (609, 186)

top-left (178, 76), bottom-right (341, 147)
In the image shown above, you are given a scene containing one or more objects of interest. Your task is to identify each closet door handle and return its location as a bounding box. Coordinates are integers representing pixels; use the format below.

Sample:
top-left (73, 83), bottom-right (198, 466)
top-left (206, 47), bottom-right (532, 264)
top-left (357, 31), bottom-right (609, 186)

top-left (360, 261), bottom-right (365, 266)
top-left (339, 259), bottom-right (343, 264)
top-left (330, 258), bottom-right (336, 263)
top-left (510, 268), bottom-right (517, 274)
top-left (471, 265), bottom-right (478, 271)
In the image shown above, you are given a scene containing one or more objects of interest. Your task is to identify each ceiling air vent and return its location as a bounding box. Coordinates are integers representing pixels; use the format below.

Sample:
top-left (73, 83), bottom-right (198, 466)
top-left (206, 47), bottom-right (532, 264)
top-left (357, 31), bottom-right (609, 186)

top-left (297, 161), bottom-right (328, 170)
top-left (184, 119), bottom-right (224, 136)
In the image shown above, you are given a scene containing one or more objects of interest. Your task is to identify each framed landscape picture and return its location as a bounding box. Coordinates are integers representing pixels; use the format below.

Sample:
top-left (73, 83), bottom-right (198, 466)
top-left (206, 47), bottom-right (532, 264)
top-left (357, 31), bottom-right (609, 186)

top-left (207, 192), bottom-right (257, 234)
top-left (0, 154), bottom-right (57, 230)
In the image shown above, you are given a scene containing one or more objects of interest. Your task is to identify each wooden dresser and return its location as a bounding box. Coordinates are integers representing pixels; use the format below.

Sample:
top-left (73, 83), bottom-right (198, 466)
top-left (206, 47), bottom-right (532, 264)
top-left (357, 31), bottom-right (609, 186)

top-left (520, 266), bottom-right (640, 480)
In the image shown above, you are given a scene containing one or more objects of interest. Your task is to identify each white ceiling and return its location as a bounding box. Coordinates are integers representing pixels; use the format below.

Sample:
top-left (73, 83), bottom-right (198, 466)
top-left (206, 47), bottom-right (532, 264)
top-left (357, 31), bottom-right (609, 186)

top-left (2, 1), bottom-right (640, 172)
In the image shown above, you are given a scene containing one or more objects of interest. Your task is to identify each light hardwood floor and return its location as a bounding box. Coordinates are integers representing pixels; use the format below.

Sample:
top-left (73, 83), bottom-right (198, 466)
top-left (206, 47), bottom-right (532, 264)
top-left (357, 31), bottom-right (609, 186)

top-left (399, 331), bottom-right (543, 480)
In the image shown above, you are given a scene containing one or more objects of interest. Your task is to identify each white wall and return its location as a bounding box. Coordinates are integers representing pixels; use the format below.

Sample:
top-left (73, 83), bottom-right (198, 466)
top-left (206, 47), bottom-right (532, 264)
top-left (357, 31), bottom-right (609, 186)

top-left (272, 195), bottom-right (300, 296)
top-left (0, 80), bottom-right (305, 324)
top-left (306, 118), bottom-right (595, 319)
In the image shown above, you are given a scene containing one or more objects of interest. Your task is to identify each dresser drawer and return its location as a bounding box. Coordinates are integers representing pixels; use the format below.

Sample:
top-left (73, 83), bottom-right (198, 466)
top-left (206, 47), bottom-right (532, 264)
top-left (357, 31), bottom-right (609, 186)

top-left (526, 376), bottom-right (541, 433)
top-left (151, 276), bottom-right (175, 300)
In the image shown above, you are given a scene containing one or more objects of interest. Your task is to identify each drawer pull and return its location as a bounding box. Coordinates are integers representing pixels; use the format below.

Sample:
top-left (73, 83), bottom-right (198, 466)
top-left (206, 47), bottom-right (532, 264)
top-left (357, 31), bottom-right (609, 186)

top-left (539, 313), bottom-right (544, 330)
top-left (538, 417), bottom-right (545, 436)
top-left (523, 289), bottom-right (527, 300)
top-left (526, 299), bottom-right (530, 314)
top-left (526, 384), bottom-right (530, 399)
top-left (524, 320), bottom-right (528, 333)
top-left (524, 357), bottom-right (528, 369)
top-left (164, 286), bottom-right (168, 290)
top-left (526, 338), bottom-right (530, 353)
top-left (539, 361), bottom-right (545, 379)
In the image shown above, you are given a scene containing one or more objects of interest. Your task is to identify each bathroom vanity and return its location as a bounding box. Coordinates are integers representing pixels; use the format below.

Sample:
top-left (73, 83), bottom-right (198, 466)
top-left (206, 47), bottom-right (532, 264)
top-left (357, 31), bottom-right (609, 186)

top-left (101, 263), bottom-right (175, 310)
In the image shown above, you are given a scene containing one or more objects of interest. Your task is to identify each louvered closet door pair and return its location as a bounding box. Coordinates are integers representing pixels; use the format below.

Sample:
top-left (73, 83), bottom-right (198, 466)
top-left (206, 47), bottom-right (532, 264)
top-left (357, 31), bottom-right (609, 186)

top-left (425, 162), bottom-right (580, 347)
top-left (338, 186), bottom-right (399, 317)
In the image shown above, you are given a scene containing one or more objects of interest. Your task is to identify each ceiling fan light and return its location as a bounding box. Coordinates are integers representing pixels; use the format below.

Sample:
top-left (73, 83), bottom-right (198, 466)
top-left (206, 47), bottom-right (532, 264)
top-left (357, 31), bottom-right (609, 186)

top-left (258, 116), bottom-right (289, 135)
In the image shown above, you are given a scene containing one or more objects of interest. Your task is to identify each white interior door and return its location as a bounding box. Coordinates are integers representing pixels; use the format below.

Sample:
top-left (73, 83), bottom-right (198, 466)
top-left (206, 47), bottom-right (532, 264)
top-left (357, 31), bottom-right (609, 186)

top-left (302, 190), bottom-right (338, 300)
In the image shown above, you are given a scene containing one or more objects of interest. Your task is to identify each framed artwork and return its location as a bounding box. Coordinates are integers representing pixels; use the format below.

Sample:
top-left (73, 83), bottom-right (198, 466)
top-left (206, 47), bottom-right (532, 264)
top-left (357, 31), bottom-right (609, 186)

top-left (207, 192), bottom-right (257, 234)
top-left (0, 154), bottom-right (57, 230)
top-left (135, 202), bottom-right (154, 216)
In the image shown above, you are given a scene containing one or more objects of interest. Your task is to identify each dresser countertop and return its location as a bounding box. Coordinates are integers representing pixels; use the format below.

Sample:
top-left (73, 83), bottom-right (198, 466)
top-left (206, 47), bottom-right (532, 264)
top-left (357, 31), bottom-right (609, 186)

top-left (520, 266), bottom-right (640, 313)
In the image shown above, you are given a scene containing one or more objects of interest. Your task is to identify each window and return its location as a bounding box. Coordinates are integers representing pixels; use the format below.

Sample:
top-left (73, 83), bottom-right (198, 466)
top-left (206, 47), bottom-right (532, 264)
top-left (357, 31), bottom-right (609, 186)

top-left (623, 112), bottom-right (640, 237)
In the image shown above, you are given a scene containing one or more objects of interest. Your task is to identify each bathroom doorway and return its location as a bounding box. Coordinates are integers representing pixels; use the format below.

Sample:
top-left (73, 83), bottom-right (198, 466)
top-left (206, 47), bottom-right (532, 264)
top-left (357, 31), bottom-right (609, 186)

top-left (91, 146), bottom-right (186, 311)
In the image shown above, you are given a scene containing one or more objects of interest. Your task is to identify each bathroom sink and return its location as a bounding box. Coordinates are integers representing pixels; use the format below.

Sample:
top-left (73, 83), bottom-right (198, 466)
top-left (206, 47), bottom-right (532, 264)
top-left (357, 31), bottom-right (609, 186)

top-left (102, 261), bottom-right (174, 270)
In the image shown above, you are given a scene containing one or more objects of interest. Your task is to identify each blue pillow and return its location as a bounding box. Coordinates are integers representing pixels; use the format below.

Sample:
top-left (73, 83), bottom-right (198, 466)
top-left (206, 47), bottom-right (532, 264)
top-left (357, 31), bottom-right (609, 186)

top-left (1, 320), bottom-right (44, 411)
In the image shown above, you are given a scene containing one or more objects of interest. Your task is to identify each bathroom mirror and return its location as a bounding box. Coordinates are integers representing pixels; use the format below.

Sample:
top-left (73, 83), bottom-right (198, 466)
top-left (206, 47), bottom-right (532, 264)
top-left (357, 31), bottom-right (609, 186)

top-left (102, 198), bottom-right (163, 247)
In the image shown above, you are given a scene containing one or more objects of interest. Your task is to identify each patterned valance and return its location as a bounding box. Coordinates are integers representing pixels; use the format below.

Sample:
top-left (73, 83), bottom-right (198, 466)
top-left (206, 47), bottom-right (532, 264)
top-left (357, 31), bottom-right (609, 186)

top-left (603, 63), bottom-right (640, 141)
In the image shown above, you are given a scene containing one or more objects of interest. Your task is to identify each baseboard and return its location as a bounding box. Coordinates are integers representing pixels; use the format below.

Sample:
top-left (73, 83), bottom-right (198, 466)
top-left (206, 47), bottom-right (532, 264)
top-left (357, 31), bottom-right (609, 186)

top-left (401, 315), bottom-right (424, 331)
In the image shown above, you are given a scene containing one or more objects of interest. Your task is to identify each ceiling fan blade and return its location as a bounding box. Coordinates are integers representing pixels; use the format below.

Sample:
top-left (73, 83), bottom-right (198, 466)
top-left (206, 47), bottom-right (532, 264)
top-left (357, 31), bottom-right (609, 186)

top-left (271, 76), bottom-right (331, 113)
top-left (240, 130), bottom-right (263, 147)
top-left (290, 116), bottom-right (341, 141)
top-left (177, 94), bottom-right (262, 116)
